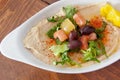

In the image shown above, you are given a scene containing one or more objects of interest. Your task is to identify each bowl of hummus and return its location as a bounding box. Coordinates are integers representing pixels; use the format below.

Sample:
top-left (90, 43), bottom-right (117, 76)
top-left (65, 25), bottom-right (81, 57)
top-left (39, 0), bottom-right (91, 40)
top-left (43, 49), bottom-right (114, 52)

top-left (1, 0), bottom-right (120, 73)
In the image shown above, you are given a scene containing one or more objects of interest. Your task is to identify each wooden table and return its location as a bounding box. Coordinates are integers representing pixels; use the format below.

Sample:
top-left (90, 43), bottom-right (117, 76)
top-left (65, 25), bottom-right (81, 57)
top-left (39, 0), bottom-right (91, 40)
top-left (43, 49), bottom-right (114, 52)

top-left (0, 0), bottom-right (120, 80)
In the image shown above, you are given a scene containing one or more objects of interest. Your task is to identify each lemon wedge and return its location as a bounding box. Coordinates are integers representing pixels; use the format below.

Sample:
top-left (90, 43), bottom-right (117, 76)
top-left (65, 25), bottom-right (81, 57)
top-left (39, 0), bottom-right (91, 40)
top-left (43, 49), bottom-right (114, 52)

top-left (100, 3), bottom-right (120, 27)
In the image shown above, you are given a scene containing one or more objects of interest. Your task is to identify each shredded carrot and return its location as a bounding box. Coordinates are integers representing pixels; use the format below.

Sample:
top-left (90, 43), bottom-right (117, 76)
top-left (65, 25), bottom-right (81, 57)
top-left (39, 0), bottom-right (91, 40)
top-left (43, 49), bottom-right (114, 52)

top-left (102, 26), bottom-right (110, 45)
top-left (46, 39), bottom-right (56, 45)
top-left (90, 16), bottom-right (103, 28)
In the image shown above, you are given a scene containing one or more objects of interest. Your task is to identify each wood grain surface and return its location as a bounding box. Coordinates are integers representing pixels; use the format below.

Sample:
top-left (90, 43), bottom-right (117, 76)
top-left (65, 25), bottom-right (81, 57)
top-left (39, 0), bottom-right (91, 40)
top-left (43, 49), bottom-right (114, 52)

top-left (0, 0), bottom-right (120, 80)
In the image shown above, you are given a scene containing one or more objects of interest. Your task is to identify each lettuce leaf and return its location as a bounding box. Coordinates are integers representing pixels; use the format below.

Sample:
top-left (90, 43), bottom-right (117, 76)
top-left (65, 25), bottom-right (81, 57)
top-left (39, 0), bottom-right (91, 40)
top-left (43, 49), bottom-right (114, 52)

top-left (63, 5), bottom-right (78, 26)
top-left (53, 51), bottom-right (76, 65)
top-left (49, 42), bottom-right (69, 57)
top-left (81, 40), bottom-right (107, 63)
top-left (46, 17), bottom-right (65, 38)
top-left (50, 42), bottom-right (77, 65)
top-left (63, 6), bottom-right (77, 20)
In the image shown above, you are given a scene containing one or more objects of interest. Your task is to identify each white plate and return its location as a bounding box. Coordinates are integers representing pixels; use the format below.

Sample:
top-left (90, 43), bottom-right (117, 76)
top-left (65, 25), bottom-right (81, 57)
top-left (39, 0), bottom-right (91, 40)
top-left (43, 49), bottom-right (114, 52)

top-left (0, 0), bottom-right (120, 74)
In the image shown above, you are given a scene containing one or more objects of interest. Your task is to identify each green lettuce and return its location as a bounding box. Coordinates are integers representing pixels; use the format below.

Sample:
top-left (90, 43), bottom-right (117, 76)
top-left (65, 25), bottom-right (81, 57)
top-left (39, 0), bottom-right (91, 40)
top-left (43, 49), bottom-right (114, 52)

top-left (81, 40), bottom-right (107, 63)
top-left (63, 5), bottom-right (77, 20)
top-left (49, 42), bottom-right (69, 57)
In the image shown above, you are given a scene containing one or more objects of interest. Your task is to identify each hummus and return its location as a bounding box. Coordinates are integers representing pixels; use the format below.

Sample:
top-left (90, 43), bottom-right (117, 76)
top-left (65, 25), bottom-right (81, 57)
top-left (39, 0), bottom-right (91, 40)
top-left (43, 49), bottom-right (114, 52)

top-left (23, 3), bottom-right (120, 67)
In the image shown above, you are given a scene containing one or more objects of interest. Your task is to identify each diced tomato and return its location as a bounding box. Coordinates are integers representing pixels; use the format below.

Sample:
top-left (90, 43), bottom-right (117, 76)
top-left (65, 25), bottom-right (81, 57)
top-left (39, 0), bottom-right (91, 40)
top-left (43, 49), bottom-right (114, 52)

top-left (89, 32), bottom-right (97, 41)
top-left (90, 16), bottom-right (103, 28)
top-left (73, 12), bottom-right (86, 27)
top-left (80, 35), bottom-right (89, 50)
top-left (54, 30), bottom-right (68, 42)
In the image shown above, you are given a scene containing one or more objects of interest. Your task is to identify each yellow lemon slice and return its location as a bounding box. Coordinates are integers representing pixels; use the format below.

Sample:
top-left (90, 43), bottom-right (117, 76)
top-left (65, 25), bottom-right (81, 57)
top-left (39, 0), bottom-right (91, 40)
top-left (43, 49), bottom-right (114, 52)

top-left (100, 3), bottom-right (120, 27)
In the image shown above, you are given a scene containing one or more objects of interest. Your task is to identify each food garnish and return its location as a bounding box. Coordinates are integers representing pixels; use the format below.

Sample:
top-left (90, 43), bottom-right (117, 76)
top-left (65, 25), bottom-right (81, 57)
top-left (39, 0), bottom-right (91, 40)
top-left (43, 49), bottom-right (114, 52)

top-left (46, 5), bottom-right (109, 66)
top-left (100, 3), bottom-right (120, 27)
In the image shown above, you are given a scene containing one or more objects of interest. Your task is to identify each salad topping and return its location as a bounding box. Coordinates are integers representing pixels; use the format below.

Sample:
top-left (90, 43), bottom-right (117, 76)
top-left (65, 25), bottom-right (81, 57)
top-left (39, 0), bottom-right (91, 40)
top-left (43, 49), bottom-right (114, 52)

top-left (46, 5), bottom-right (108, 66)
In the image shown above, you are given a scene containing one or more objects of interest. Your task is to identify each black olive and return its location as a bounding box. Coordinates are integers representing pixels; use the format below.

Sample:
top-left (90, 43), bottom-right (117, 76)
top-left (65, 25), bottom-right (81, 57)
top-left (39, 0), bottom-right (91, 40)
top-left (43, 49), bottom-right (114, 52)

top-left (69, 30), bottom-right (78, 41)
top-left (81, 25), bottom-right (95, 35)
top-left (68, 40), bottom-right (81, 50)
